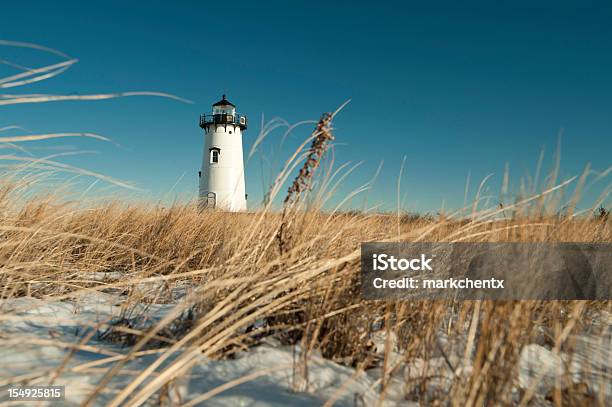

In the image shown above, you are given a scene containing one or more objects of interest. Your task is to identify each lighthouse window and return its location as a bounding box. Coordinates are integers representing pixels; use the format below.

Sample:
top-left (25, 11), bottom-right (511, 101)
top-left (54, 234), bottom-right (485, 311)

top-left (209, 148), bottom-right (220, 164)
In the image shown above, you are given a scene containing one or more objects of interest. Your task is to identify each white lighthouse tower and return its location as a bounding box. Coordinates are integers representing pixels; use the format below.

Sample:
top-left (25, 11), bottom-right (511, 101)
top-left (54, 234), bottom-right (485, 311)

top-left (198, 95), bottom-right (247, 211)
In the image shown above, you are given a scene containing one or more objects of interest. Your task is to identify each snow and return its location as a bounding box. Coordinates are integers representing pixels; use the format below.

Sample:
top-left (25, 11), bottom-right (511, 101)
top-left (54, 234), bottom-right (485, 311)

top-left (0, 295), bottom-right (412, 406)
top-left (519, 341), bottom-right (612, 400)
top-left (1, 295), bottom-right (610, 405)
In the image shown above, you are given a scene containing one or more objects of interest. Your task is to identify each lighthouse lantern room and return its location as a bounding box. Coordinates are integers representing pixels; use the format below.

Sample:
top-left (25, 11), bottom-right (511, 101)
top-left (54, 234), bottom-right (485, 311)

top-left (198, 95), bottom-right (248, 211)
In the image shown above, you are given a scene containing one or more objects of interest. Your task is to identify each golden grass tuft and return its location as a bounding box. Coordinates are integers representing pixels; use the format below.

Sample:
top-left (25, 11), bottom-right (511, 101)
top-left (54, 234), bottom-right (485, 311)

top-left (0, 173), bottom-right (610, 405)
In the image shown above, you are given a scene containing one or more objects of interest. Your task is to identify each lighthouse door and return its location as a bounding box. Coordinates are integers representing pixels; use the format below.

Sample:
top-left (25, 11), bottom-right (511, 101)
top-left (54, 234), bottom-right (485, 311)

top-left (205, 192), bottom-right (216, 209)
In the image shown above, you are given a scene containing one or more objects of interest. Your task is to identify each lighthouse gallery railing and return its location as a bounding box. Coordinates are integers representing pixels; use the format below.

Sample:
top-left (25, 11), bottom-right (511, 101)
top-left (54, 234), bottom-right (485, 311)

top-left (199, 113), bottom-right (248, 129)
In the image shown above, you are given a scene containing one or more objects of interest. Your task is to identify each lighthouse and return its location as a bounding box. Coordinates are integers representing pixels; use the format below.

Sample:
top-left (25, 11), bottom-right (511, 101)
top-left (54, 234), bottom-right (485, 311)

top-left (198, 95), bottom-right (248, 211)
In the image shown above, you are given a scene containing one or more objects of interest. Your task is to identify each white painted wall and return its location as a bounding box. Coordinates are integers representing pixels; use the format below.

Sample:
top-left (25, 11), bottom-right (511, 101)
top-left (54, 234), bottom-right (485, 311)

top-left (199, 123), bottom-right (247, 211)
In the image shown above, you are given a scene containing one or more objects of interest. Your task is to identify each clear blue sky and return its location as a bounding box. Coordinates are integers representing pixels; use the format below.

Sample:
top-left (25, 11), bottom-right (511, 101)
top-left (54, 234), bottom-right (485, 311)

top-left (1, 1), bottom-right (610, 212)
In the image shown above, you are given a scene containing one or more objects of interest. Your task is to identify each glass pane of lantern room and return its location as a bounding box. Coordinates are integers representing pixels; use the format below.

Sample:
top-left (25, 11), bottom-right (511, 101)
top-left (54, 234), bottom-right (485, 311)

top-left (213, 105), bottom-right (235, 115)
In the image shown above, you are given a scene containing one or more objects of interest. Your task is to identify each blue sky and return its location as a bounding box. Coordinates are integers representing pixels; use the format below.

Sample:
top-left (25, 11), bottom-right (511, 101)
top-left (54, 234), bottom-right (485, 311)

top-left (1, 1), bottom-right (611, 212)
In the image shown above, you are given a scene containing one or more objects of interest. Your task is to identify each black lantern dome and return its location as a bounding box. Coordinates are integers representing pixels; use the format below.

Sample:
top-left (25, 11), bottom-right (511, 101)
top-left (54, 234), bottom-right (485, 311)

top-left (212, 94), bottom-right (235, 108)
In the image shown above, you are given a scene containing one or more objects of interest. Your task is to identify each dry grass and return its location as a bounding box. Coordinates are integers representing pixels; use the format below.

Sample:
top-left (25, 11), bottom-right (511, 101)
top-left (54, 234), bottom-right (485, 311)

top-left (0, 175), bottom-right (610, 406)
